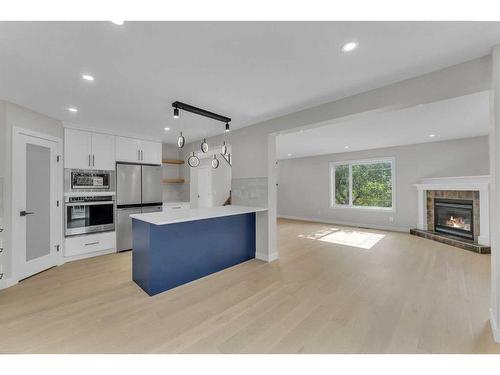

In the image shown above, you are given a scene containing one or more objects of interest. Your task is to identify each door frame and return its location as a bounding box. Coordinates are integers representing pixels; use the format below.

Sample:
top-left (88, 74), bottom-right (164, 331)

top-left (11, 126), bottom-right (63, 281)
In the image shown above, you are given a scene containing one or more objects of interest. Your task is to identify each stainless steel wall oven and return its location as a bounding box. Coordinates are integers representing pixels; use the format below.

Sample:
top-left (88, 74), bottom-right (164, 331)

top-left (65, 195), bottom-right (115, 236)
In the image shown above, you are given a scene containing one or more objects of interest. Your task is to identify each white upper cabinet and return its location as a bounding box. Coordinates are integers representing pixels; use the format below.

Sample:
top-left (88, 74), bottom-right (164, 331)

top-left (140, 140), bottom-right (162, 165)
top-left (116, 136), bottom-right (141, 163)
top-left (64, 129), bottom-right (93, 169)
top-left (64, 129), bottom-right (116, 170)
top-left (91, 133), bottom-right (116, 170)
top-left (116, 136), bottom-right (161, 165)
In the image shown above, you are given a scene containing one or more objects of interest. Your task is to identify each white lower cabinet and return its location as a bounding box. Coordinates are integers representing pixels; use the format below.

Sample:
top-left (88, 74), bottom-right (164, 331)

top-left (64, 231), bottom-right (116, 260)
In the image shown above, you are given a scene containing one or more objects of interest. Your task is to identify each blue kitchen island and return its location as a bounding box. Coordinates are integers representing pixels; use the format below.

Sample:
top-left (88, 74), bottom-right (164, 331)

top-left (130, 205), bottom-right (268, 296)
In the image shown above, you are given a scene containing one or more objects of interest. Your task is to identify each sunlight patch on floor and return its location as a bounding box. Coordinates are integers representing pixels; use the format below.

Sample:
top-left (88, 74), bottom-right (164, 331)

top-left (298, 228), bottom-right (340, 240)
top-left (298, 227), bottom-right (385, 249)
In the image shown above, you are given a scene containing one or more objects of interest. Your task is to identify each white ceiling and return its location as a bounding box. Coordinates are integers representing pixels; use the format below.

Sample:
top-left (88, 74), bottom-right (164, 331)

top-left (276, 91), bottom-right (490, 159)
top-left (1, 22), bottom-right (500, 144)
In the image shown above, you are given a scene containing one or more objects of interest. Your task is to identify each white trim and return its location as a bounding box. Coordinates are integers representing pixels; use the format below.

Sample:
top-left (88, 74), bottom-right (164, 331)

top-left (414, 175), bottom-right (490, 245)
top-left (63, 248), bottom-right (116, 263)
top-left (256, 251), bottom-right (278, 262)
top-left (490, 308), bottom-right (500, 343)
top-left (0, 277), bottom-right (18, 290)
top-left (330, 157), bottom-right (396, 211)
top-left (63, 122), bottom-right (160, 143)
top-left (278, 214), bottom-right (410, 233)
top-left (11, 127), bottom-right (64, 282)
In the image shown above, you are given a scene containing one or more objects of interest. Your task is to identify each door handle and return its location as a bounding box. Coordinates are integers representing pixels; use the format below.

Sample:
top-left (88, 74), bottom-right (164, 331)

top-left (20, 210), bottom-right (35, 216)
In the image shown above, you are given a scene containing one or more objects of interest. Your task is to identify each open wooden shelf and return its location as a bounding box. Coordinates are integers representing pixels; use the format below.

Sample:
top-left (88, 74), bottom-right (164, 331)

top-left (162, 159), bottom-right (185, 165)
top-left (162, 178), bottom-right (185, 184)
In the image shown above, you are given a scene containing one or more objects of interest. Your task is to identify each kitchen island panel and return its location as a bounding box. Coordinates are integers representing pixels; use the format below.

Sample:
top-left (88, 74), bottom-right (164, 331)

top-left (132, 212), bottom-right (256, 296)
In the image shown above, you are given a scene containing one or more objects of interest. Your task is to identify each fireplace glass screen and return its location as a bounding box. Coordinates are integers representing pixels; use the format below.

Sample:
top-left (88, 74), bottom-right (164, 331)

top-left (434, 198), bottom-right (473, 240)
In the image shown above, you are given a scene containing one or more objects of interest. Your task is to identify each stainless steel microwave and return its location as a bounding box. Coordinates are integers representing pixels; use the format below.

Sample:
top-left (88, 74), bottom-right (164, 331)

top-left (71, 171), bottom-right (110, 190)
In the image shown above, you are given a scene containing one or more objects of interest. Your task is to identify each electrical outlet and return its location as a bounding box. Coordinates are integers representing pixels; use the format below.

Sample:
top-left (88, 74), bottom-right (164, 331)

top-left (389, 216), bottom-right (394, 223)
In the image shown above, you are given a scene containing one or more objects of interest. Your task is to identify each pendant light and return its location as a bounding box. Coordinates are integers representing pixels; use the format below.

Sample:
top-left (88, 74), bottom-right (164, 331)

top-left (200, 138), bottom-right (209, 153)
top-left (225, 122), bottom-right (230, 132)
top-left (221, 141), bottom-right (228, 156)
top-left (177, 132), bottom-right (185, 148)
top-left (188, 152), bottom-right (200, 167)
top-left (173, 106), bottom-right (180, 119)
top-left (211, 155), bottom-right (219, 169)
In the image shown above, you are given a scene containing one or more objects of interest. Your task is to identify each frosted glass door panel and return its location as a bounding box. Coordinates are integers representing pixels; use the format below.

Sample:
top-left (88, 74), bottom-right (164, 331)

top-left (26, 144), bottom-right (51, 262)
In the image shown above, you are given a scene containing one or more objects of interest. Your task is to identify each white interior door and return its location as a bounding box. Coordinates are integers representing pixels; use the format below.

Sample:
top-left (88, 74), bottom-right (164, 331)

top-left (197, 166), bottom-right (212, 208)
top-left (13, 129), bottom-right (60, 280)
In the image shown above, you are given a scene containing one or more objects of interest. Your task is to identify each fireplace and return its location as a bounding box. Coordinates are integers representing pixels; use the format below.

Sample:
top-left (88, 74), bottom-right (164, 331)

top-left (434, 198), bottom-right (474, 240)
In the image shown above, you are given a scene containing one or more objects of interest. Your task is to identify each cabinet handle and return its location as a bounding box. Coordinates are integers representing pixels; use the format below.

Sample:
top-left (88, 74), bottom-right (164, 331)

top-left (141, 150), bottom-right (143, 161)
top-left (138, 150), bottom-right (140, 161)
top-left (92, 154), bottom-right (95, 167)
top-left (88, 154), bottom-right (91, 167)
top-left (84, 241), bottom-right (99, 246)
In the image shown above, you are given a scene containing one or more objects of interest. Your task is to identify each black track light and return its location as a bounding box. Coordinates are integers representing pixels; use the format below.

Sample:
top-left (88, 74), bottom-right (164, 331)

top-left (225, 122), bottom-right (230, 132)
top-left (173, 107), bottom-right (180, 119)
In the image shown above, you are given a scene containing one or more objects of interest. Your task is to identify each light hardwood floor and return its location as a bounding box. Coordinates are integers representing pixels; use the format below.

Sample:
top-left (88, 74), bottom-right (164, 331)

top-left (0, 218), bottom-right (499, 353)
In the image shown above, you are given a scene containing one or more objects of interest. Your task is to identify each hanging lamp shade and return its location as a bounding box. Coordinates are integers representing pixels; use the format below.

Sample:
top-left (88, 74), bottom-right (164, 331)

top-left (211, 155), bottom-right (219, 169)
top-left (188, 152), bottom-right (200, 167)
top-left (201, 138), bottom-right (209, 153)
top-left (177, 132), bottom-right (185, 148)
top-left (221, 141), bottom-right (228, 155)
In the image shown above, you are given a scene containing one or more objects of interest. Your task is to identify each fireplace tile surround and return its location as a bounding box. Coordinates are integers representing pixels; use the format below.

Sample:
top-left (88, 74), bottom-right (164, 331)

top-left (426, 190), bottom-right (479, 241)
top-left (413, 176), bottom-right (490, 253)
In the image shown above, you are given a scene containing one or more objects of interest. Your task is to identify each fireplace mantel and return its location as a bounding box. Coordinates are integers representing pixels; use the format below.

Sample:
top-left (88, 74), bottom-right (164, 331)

top-left (414, 175), bottom-right (490, 246)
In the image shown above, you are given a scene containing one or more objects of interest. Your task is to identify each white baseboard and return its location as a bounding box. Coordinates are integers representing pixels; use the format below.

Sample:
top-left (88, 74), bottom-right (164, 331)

top-left (490, 308), bottom-right (500, 343)
top-left (64, 248), bottom-right (116, 262)
top-left (0, 277), bottom-right (18, 290)
top-left (278, 214), bottom-right (410, 233)
top-left (256, 251), bottom-right (278, 262)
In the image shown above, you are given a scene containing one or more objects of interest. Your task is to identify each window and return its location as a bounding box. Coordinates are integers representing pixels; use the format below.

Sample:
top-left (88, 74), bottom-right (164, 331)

top-left (330, 158), bottom-right (395, 210)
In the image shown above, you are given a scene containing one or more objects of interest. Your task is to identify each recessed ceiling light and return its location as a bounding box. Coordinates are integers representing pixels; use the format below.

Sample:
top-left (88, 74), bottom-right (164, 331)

top-left (67, 107), bottom-right (78, 113)
top-left (111, 20), bottom-right (124, 25)
top-left (82, 74), bottom-right (94, 81)
top-left (344, 146), bottom-right (349, 149)
top-left (287, 153), bottom-right (292, 157)
top-left (429, 134), bottom-right (436, 138)
top-left (164, 127), bottom-right (170, 131)
top-left (341, 41), bottom-right (358, 53)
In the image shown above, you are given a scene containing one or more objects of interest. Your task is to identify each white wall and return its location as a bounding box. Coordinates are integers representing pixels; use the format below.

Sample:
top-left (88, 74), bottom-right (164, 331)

top-left (0, 100), bottom-right (63, 286)
top-left (176, 57), bottom-right (491, 260)
top-left (180, 56), bottom-right (491, 189)
top-left (277, 136), bottom-right (490, 231)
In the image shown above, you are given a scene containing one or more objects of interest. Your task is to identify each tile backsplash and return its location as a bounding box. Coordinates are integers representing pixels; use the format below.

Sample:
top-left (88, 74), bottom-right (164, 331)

top-left (231, 177), bottom-right (268, 208)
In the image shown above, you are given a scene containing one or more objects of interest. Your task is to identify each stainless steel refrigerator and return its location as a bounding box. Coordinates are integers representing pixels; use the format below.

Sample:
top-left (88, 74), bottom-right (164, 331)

top-left (116, 163), bottom-right (162, 252)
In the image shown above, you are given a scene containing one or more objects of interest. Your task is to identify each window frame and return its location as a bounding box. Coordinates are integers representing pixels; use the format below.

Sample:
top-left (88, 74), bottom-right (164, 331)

top-left (329, 157), bottom-right (396, 212)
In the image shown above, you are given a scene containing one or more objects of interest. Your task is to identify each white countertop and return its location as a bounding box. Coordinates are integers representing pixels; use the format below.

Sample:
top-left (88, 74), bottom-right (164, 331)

top-left (130, 205), bottom-right (267, 225)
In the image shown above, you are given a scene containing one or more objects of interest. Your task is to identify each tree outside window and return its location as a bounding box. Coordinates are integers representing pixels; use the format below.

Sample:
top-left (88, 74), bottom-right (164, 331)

top-left (332, 158), bottom-right (394, 210)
